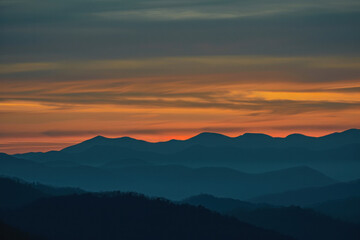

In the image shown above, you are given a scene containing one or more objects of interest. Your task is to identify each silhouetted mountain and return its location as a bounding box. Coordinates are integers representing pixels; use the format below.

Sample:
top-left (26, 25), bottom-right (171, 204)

top-left (0, 153), bottom-right (119, 191)
top-left (14, 129), bottom-right (360, 180)
top-left (187, 132), bottom-right (233, 145)
top-left (79, 128), bottom-right (360, 153)
top-left (229, 206), bottom-right (360, 240)
top-left (0, 153), bottom-right (52, 181)
top-left (0, 193), bottom-right (292, 240)
top-left (0, 153), bottom-right (336, 200)
top-left (0, 176), bottom-right (83, 209)
top-left (311, 197), bottom-right (360, 224)
top-left (250, 178), bottom-right (360, 206)
top-left (320, 129), bottom-right (360, 144)
top-left (0, 153), bottom-right (40, 168)
top-left (16, 146), bottom-right (164, 166)
top-left (55, 128), bottom-right (360, 154)
top-left (62, 135), bottom-right (151, 153)
top-left (59, 132), bottom-right (234, 154)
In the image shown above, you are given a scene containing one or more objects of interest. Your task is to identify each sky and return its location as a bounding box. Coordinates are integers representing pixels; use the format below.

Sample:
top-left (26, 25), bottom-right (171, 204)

top-left (0, 0), bottom-right (360, 153)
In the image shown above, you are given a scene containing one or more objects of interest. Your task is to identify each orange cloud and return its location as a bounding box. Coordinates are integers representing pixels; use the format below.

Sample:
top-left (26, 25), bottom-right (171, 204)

top-left (1, 56), bottom-right (359, 153)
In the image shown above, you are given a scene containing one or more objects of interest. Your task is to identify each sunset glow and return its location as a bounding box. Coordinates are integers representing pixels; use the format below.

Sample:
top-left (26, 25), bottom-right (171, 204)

top-left (1, 0), bottom-right (359, 153)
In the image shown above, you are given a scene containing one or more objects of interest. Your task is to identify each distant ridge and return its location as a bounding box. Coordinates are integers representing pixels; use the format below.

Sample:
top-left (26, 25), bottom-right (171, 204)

top-left (12, 128), bottom-right (360, 181)
top-left (58, 128), bottom-right (360, 154)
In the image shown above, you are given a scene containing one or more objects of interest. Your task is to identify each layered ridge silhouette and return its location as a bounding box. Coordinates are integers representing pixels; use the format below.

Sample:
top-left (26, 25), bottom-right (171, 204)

top-left (182, 194), bottom-right (360, 240)
top-left (1, 129), bottom-right (359, 239)
top-left (0, 178), bottom-right (292, 240)
top-left (2, 177), bottom-right (360, 240)
top-left (250, 178), bottom-right (360, 206)
top-left (0, 152), bottom-right (336, 199)
top-left (14, 129), bottom-right (360, 180)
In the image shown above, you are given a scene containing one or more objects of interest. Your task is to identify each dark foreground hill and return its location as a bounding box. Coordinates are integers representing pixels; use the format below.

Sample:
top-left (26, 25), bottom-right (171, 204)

top-left (0, 177), bottom-right (47, 209)
top-left (0, 193), bottom-right (292, 240)
top-left (311, 197), bottom-right (360, 224)
top-left (183, 194), bottom-right (360, 240)
top-left (229, 206), bottom-right (360, 240)
top-left (0, 177), bottom-right (83, 209)
top-left (182, 194), bottom-right (270, 213)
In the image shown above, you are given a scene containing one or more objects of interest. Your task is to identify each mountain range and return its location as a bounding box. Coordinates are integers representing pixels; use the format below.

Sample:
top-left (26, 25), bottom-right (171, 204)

top-left (0, 177), bottom-right (292, 240)
top-left (2, 128), bottom-right (360, 200)
top-left (0, 152), bottom-right (336, 200)
top-left (2, 177), bottom-right (360, 240)
top-left (59, 128), bottom-right (360, 153)
top-left (14, 129), bottom-right (360, 180)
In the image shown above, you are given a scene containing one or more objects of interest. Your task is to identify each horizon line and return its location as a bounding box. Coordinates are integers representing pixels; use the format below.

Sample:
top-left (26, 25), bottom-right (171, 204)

top-left (87, 128), bottom-right (360, 142)
top-left (4, 128), bottom-right (359, 155)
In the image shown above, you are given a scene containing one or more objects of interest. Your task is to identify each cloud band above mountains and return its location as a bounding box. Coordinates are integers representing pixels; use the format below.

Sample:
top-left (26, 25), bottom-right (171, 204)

top-left (0, 0), bottom-right (359, 153)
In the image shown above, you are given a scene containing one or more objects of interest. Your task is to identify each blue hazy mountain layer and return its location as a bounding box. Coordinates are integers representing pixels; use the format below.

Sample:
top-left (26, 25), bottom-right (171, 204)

top-left (0, 153), bottom-right (336, 200)
top-left (250, 178), bottom-right (360, 206)
top-left (14, 129), bottom-right (360, 180)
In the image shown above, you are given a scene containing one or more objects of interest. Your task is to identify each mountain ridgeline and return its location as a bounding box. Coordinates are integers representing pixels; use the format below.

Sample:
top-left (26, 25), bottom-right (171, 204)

top-left (60, 128), bottom-right (360, 153)
top-left (0, 152), bottom-right (336, 200)
top-left (1, 129), bottom-right (360, 200)
top-left (14, 129), bottom-right (360, 180)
